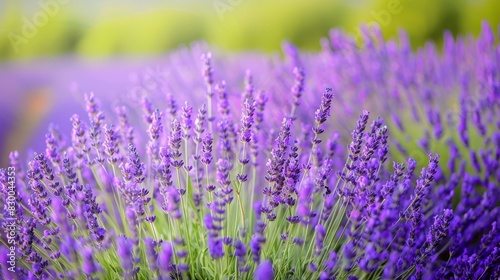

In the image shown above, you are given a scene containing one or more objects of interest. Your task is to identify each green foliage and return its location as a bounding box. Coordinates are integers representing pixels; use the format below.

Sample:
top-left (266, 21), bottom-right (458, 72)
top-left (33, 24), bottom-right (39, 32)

top-left (77, 10), bottom-right (207, 56)
top-left (0, 0), bottom-right (499, 59)
top-left (207, 0), bottom-right (349, 51)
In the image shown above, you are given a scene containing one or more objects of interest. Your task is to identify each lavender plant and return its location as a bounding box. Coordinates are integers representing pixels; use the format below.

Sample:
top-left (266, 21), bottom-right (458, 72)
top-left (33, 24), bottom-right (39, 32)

top-left (1, 22), bottom-right (500, 279)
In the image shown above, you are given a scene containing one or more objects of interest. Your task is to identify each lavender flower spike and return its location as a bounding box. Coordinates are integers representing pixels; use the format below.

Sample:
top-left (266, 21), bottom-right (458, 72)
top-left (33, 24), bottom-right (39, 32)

top-left (3, 22), bottom-right (500, 280)
top-left (254, 260), bottom-right (274, 280)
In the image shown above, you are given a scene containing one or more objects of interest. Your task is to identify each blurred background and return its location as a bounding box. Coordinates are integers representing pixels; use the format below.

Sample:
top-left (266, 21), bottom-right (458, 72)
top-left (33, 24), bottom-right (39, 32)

top-left (0, 0), bottom-right (499, 165)
top-left (1, 0), bottom-right (499, 59)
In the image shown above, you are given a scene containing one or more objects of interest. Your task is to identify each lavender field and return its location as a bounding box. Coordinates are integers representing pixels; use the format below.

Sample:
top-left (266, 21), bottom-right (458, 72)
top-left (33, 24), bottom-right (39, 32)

top-left (0, 6), bottom-right (499, 280)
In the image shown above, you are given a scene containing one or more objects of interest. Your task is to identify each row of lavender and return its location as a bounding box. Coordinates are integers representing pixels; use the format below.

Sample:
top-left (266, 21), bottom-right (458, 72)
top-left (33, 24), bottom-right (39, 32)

top-left (1, 22), bottom-right (499, 279)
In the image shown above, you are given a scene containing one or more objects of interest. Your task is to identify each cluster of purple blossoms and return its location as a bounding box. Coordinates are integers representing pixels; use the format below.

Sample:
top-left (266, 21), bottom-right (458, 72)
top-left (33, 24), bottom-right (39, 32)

top-left (1, 21), bottom-right (500, 279)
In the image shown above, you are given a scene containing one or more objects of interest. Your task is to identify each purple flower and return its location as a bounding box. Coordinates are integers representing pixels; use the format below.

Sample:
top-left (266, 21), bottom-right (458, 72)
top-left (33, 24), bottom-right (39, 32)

top-left (201, 52), bottom-right (214, 91)
top-left (104, 124), bottom-right (120, 164)
top-left (201, 133), bottom-right (213, 165)
top-left (348, 110), bottom-right (370, 162)
top-left (250, 235), bottom-right (262, 263)
top-left (254, 260), bottom-right (274, 280)
top-left (82, 247), bottom-right (101, 276)
top-left (162, 186), bottom-right (182, 219)
top-left (290, 67), bottom-right (305, 119)
top-left (216, 158), bottom-right (233, 204)
top-left (168, 119), bottom-right (184, 169)
top-left (84, 92), bottom-right (105, 132)
top-left (240, 97), bottom-right (256, 144)
top-left (216, 81), bottom-right (230, 117)
top-left (217, 118), bottom-right (233, 159)
top-left (314, 88), bottom-right (334, 127)
top-left (315, 224), bottom-right (326, 255)
top-left (242, 69), bottom-right (254, 101)
top-left (234, 239), bottom-right (249, 272)
top-left (2, 21), bottom-right (500, 280)
top-left (115, 105), bottom-right (134, 144)
top-left (148, 109), bottom-right (163, 142)
top-left (320, 251), bottom-right (338, 280)
top-left (117, 236), bottom-right (136, 278)
top-left (208, 236), bottom-right (224, 260)
top-left (193, 104), bottom-right (207, 145)
top-left (158, 241), bottom-right (173, 274)
top-left (181, 102), bottom-right (193, 140)
top-left (419, 209), bottom-right (453, 262)
top-left (264, 118), bottom-right (293, 202)
top-left (143, 238), bottom-right (159, 272)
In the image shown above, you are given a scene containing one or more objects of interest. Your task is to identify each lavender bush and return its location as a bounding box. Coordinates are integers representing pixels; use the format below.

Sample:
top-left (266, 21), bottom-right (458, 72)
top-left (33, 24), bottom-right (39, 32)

top-left (1, 22), bottom-right (500, 279)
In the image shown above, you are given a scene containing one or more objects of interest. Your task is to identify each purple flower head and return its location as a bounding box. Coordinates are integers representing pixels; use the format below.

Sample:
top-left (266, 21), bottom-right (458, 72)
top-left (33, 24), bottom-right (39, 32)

top-left (148, 109), bottom-right (163, 141)
top-left (201, 133), bottom-right (213, 165)
top-left (253, 200), bottom-right (263, 218)
top-left (141, 96), bottom-right (154, 124)
top-left (158, 241), bottom-right (173, 273)
top-left (325, 251), bottom-right (338, 271)
top-left (84, 92), bottom-right (105, 131)
top-left (216, 158), bottom-right (232, 189)
top-left (168, 119), bottom-right (184, 169)
top-left (297, 180), bottom-right (314, 221)
top-left (242, 69), bottom-right (254, 101)
top-left (158, 147), bottom-right (173, 188)
top-left (201, 52), bottom-right (214, 91)
top-left (290, 67), bottom-right (305, 119)
top-left (265, 118), bottom-right (293, 197)
top-left (45, 125), bottom-right (63, 167)
top-left (286, 215), bottom-right (301, 224)
top-left (254, 260), bottom-right (274, 280)
top-left (162, 186), bottom-right (182, 219)
top-left (234, 239), bottom-right (249, 272)
top-left (315, 224), bottom-right (326, 255)
top-left (181, 102), bottom-right (193, 140)
top-left (82, 246), bottom-right (101, 276)
top-left (70, 114), bottom-right (89, 166)
top-left (208, 236), bottom-right (224, 259)
top-left (293, 237), bottom-right (304, 246)
top-left (343, 241), bottom-right (357, 260)
top-left (240, 97), bottom-right (256, 144)
top-left (144, 237), bottom-right (159, 271)
top-left (348, 110), bottom-right (370, 162)
top-left (217, 118), bottom-right (233, 159)
top-left (216, 81), bottom-right (230, 117)
top-left (204, 213), bottom-right (214, 231)
top-left (309, 262), bottom-right (318, 272)
top-left (250, 235), bottom-right (263, 263)
top-left (115, 105), bottom-right (134, 144)
top-left (117, 236), bottom-right (136, 278)
top-left (104, 123), bottom-right (120, 164)
top-left (194, 104), bottom-right (207, 145)
top-left (421, 209), bottom-right (453, 260)
top-left (166, 93), bottom-right (178, 120)
top-left (282, 40), bottom-right (301, 66)
top-left (126, 143), bottom-right (145, 184)
top-left (314, 88), bottom-right (334, 126)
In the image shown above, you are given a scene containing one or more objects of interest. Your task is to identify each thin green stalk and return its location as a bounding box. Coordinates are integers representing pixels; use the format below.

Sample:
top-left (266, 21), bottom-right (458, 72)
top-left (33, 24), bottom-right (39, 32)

top-left (207, 87), bottom-right (213, 134)
top-left (235, 142), bottom-right (248, 230)
top-left (177, 168), bottom-right (192, 255)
